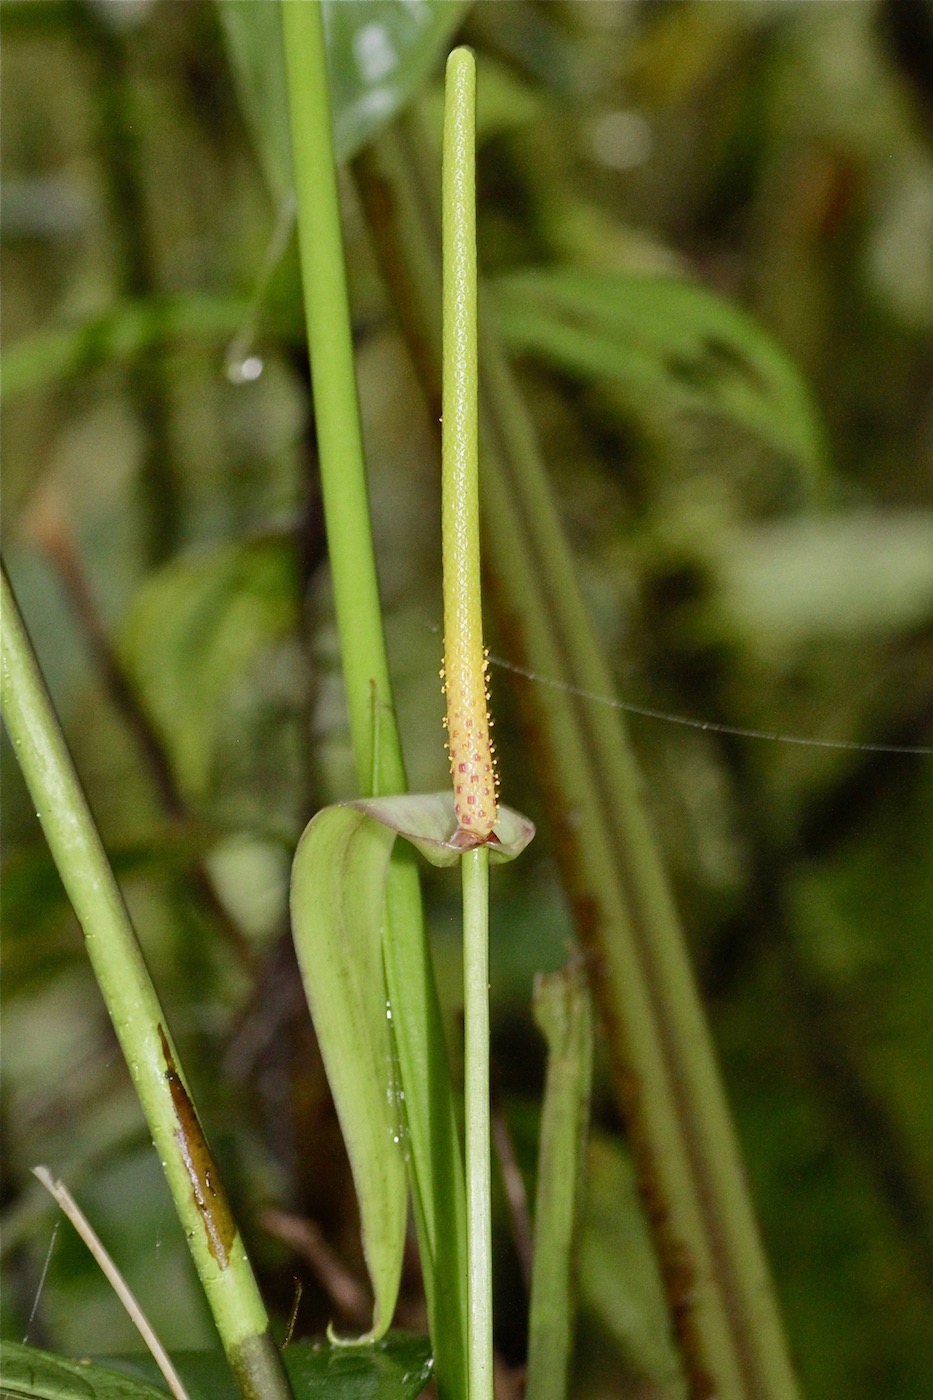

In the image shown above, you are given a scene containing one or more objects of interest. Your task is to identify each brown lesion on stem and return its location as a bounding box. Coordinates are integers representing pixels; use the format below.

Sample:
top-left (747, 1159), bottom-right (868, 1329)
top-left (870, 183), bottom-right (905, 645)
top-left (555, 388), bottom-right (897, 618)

top-left (158, 1025), bottom-right (237, 1269)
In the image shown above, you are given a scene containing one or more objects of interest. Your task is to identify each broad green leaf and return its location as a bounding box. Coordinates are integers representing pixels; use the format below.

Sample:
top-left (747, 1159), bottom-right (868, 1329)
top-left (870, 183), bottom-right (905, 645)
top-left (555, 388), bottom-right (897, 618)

top-left (347, 792), bottom-right (535, 867)
top-left (119, 537), bottom-right (297, 800)
top-left (282, 1332), bottom-right (432, 1400)
top-left (326, 1), bottom-right (468, 164)
top-left (99, 1334), bottom-right (433, 1400)
top-left (219, 0), bottom-right (468, 196)
top-left (290, 804), bottom-right (408, 1342)
top-left (0, 1342), bottom-right (168, 1400)
top-left (0, 826), bottom-right (215, 996)
top-left (492, 269), bottom-right (828, 482)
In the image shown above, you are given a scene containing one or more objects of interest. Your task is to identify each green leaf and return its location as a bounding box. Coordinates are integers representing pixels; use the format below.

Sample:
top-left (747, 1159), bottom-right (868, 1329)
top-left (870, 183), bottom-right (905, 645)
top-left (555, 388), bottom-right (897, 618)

top-left (492, 269), bottom-right (828, 482)
top-left (290, 804), bottom-right (408, 1342)
top-left (325, 1), bottom-right (469, 164)
top-left (0, 827), bottom-right (216, 996)
top-left (118, 537), bottom-right (297, 800)
top-left (99, 1334), bottom-right (434, 1400)
top-left (0, 294), bottom-right (256, 404)
top-left (219, 0), bottom-right (468, 196)
top-left (0, 1342), bottom-right (168, 1400)
top-left (1, 1335), bottom-right (432, 1400)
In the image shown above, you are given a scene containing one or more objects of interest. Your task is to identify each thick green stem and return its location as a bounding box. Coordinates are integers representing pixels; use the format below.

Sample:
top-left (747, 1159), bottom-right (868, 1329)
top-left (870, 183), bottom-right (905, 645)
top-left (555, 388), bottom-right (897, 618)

top-left (279, 0), bottom-right (400, 793)
top-left (462, 846), bottom-right (493, 1400)
top-left (281, 7), bottom-right (468, 1394)
top-left (0, 564), bottom-right (291, 1400)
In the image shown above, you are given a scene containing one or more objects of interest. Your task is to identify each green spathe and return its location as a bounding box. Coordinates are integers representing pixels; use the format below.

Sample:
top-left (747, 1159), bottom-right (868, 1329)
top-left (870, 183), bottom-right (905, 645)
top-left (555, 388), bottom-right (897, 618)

top-left (289, 793), bottom-right (534, 1342)
top-left (290, 805), bottom-right (406, 1345)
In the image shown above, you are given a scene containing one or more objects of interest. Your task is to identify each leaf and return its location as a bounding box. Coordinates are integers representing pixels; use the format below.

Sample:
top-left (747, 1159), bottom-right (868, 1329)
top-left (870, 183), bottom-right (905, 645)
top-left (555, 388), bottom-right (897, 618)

top-left (285, 1333), bottom-right (433, 1400)
top-left (290, 805), bottom-right (408, 1342)
top-left (0, 827), bottom-right (216, 996)
top-left (215, 1), bottom-right (292, 200)
top-left (0, 1342), bottom-right (168, 1400)
top-left (219, 0), bottom-right (468, 196)
top-left (118, 537), bottom-right (297, 801)
top-left (98, 1334), bottom-right (434, 1400)
top-left (325, 1), bottom-right (469, 165)
top-left (0, 295), bottom-right (256, 404)
top-left (492, 268), bottom-right (828, 482)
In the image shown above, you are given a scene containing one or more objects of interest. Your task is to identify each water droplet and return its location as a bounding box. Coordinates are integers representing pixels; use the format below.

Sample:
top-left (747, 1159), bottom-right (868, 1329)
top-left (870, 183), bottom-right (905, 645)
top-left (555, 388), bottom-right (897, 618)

top-left (226, 354), bottom-right (264, 385)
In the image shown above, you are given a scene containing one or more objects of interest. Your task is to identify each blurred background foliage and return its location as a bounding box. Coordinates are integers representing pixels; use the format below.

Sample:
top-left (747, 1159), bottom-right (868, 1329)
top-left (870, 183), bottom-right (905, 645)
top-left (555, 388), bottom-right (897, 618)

top-left (2, 2), bottom-right (932, 1397)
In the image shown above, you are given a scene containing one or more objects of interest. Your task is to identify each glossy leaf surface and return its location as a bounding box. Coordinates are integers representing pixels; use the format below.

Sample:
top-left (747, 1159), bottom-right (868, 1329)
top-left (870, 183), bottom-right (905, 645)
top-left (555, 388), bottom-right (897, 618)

top-left (107, 1334), bottom-right (433, 1400)
top-left (219, 0), bottom-right (467, 196)
top-left (0, 1335), bottom-right (433, 1400)
top-left (0, 1343), bottom-right (168, 1400)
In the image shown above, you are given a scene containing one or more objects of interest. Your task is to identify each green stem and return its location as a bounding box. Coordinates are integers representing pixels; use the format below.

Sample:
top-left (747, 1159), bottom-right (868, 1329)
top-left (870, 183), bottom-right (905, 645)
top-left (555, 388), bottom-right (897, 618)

top-left (0, 564), bottom-right (291, 1400)
top-left (280, 0), bottom-right (402, 794)
top-left (281, 7), bottom-right (468, 1395)
top-left (462, 846), bottom-right (493, 1400)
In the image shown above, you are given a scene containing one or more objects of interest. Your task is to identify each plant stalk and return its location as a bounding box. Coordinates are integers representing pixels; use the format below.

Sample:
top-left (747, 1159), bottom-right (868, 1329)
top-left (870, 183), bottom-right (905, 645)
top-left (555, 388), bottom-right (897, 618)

top-left (280, 6), bottom-right (468, 1393)
top-left (0, 563), bottom-right (292, 1400)
top-left (462, 846), bottom-right (493, 1400)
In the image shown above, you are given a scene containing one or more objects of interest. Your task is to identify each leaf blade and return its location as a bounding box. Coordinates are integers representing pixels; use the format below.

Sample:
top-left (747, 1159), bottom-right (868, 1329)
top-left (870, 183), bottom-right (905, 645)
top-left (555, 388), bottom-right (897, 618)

top-left (493, 268), bottom-right (828, 483)
top-left (219, 0), bottom-right (469, 197)
top-left (0, 1341), bottom-right (169, 1400)
top-left (98, 1334), bottom-right (433, 1400)
top-left (289, 806), bottom-right (407, 1342)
